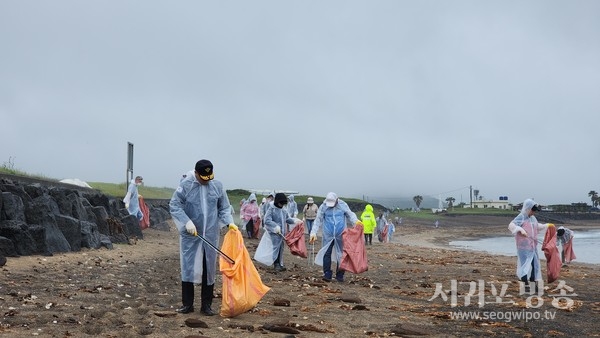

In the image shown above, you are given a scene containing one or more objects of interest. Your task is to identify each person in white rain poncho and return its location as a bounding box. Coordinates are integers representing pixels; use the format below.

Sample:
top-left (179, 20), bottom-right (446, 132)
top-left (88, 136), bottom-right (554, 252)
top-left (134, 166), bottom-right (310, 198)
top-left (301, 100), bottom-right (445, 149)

top-left (254, 193), bottom-right (301, 272)
top-left (287, 194), bottom-right (299, 218)
top-left (309, 192), bottom-right (362, 282)
top-left (123, 176), bottom-right (143, 221)
top-left (170, 160), bottom-right (237, 316)
top-left (508, 199), bottom-right (552, 294)
top-left (260, 191), bottom-right (275, 228)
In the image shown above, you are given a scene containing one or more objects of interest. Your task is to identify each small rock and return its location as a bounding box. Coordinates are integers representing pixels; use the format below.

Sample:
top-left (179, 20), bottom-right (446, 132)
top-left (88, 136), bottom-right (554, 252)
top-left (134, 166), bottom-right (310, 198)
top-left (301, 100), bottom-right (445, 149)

top-left (274, 298), bottom-right (291, 306)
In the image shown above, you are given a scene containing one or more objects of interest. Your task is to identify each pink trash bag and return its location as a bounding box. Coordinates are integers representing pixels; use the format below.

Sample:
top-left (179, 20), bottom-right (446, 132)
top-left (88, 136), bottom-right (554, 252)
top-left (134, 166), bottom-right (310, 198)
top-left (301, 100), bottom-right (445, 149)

top-left (285, 222), bottom-right (307, 258)
top-left (339, 224), bottom-right (368, 274)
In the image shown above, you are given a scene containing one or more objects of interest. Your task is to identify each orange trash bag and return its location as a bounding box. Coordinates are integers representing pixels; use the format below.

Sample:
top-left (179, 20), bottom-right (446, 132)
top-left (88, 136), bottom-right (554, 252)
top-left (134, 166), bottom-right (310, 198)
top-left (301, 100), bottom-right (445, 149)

top-left (339, 224), bottom-right (368, 274)
top-left (284, 222), bottom-right (307, 258)
top-left (219, 229), bottom-right (271, 318)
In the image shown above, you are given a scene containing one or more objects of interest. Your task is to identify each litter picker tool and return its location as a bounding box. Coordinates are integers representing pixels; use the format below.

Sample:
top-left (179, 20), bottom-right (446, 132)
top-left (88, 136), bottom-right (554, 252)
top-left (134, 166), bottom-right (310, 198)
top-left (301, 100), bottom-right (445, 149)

top-left (194, 231), bottom-right (235, 265)
top-left (308, 242), bottom-right (315, 266)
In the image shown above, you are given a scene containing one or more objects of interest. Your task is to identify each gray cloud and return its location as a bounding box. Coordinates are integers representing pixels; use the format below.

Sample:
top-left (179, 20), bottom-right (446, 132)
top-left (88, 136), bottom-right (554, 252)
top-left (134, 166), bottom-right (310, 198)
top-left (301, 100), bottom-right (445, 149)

top-left (1, 1), bottom-right (599, 205)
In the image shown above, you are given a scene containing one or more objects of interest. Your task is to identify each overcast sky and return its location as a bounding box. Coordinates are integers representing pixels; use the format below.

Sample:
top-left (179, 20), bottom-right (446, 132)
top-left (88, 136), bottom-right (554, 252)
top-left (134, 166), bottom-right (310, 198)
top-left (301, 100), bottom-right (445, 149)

top-left (1, 1), bottom-right (599, 206)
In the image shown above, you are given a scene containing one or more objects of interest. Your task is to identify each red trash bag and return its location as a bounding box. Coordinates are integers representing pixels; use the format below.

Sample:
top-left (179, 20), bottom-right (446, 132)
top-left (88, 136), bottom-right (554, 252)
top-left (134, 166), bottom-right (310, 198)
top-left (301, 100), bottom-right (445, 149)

top-left (138, 196), bottom-right (150, 230)
top-left (563, 239), bottom-right (576, 264)
top-left (253, 217), bottom-right (261, 239)
top-left (339, 224), bottom-right (368, 274)
top-left (377, 224), bottom-right (388, 242)
top-left (284, 222), bottom-right (307, 258)
top-left (220, 229), bottom-right (271, 317)
top-left (542, 225), bottom-right (562, 283)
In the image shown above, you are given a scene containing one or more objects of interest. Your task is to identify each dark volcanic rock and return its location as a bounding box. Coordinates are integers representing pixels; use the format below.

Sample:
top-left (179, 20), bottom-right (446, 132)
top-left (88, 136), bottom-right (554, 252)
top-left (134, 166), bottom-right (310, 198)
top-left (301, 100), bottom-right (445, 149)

top-left (0, 174), bottom-right (171, 260)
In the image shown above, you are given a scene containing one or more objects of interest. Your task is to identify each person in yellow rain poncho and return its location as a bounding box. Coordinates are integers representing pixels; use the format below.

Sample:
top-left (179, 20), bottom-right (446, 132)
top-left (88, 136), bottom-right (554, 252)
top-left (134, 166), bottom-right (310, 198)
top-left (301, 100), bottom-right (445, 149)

top-left (170, 159), bottom-right (237, 316)
top-left (309, 192), bottom-right (362, 282)
top-left (360, 204), bottom-right (377, 245)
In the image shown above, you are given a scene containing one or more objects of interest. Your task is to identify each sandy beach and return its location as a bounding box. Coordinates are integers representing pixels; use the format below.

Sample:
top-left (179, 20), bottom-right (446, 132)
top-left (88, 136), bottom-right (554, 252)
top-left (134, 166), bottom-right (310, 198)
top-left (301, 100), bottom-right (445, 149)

top-left (1, 214), bottom-right (599, 337)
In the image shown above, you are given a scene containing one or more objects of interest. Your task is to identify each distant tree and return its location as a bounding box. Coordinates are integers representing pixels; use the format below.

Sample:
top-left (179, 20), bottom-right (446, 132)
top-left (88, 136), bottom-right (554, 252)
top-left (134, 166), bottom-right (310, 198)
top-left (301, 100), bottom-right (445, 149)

top-left (473, 189), bottom-right (479, 201)
top-left (589, 190), bottom-right (598, 207)
top-left (413, 195), bottom-right (423, 208)
top-left (445, 197), bottom-right (456, 210)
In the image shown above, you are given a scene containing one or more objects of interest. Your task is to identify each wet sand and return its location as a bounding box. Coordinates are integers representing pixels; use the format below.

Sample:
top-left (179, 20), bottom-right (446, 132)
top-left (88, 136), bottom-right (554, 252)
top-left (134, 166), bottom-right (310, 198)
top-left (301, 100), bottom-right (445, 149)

top-left (1, 214), bottom-right (599, 337)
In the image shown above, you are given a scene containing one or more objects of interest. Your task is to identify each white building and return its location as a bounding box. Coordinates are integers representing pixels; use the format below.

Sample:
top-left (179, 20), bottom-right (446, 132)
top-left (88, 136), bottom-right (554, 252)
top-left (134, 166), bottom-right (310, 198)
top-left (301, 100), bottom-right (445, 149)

top-left (466, 199), bottom-right (511, 210)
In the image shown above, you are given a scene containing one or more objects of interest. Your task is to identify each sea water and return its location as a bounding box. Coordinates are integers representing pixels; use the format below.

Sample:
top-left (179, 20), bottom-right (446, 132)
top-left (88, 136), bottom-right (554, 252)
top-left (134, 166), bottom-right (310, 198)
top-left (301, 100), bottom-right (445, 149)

top-left (449, 229), bottom-right (600, 264)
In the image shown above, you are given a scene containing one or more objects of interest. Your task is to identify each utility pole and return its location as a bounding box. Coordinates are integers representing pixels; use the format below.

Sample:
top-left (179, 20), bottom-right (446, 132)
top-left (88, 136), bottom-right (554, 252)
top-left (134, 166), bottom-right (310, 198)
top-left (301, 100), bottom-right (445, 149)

top-left (469, 185), bottom-right (473, 208)
top-left (126, 142), bottom-right (134, 193)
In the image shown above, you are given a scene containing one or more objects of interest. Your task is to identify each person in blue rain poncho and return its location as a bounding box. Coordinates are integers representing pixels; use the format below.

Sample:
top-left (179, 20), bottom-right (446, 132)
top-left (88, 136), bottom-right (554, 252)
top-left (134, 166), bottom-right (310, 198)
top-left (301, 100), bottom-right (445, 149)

top-left (508, 198), bottom-right (552, 294)
top-left (170, 160), bottom-right (238, 315)
top-left (254, 193), bottom-right (301, 272)
top-left (123, 175), bottom-right (144, 221)
top-left (309, 192), bottom-right (362, 282)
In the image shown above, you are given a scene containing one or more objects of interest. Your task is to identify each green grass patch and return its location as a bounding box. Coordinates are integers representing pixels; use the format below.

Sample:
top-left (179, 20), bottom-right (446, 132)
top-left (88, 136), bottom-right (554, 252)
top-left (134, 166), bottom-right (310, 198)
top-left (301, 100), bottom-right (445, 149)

top-left (88, 182), bottom-right (176, 199)
top-left (0, 166), bottom-right (55, 181)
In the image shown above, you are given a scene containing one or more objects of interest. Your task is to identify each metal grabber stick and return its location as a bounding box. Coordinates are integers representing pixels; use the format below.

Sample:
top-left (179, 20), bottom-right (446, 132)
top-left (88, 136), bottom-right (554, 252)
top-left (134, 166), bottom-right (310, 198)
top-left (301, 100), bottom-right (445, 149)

top-left (194, 232), bottom-right (235, 264)
top-left (306, 235), bottom-right (310, 266)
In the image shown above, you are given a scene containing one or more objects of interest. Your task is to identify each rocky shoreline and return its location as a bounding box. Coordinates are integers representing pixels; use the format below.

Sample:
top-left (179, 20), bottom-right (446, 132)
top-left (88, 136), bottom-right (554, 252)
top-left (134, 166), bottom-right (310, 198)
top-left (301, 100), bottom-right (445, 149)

top-left (0, 175), bottom-right (171, 266)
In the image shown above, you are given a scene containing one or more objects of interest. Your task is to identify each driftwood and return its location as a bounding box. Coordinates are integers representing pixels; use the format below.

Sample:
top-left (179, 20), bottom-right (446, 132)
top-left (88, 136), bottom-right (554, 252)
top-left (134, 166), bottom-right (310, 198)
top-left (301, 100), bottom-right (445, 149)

top-left (262, 324), bottom-right (301, 334)
top-left (184, 318), bottom-right (208, 328)
top-left (389, 323), bottom-right (434, 336)
top-left (327, 295), bottom-right (362, 303)
top-left (262, 321), bottom-right (335, 334)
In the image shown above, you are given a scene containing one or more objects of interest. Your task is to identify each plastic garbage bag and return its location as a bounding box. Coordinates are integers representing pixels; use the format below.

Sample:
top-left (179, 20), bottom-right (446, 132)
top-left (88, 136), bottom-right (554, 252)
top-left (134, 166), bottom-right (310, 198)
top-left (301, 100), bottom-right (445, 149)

top-left (542, 225), bottom-right (561, 283)
top-left (138, 196), bottom-right (150, 230)
top-left (284, 221), bottom-right (307, 258)
top-left (219, 229), bottom-right (270, 317)
top-left (254, 231), bottom-right (277, 266)
top-left (377, 224), bottom-right (388, 242)
top-left (339, 224), bottom-right (368, 274)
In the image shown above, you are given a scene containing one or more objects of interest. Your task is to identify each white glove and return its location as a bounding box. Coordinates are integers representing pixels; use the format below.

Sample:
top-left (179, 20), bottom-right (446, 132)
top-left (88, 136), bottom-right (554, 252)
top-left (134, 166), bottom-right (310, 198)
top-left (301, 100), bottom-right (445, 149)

top-left (125, 203), bottom-right (129, 209)
top-left (519, 228), bottom-right (527, 236)
top-left (185, 220), bottom-right (196, 235)
top-left (274, 226), bottom-right (281, 234)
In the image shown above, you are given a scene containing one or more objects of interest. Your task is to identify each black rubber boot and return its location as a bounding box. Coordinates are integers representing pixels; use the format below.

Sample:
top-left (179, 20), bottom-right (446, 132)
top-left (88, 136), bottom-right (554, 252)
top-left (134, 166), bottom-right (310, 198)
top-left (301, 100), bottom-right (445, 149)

top-left (176, 282), bottom-right (194, 313)
top-left (520, 275), bottom-right (530, 294)
top-left (200, 283), bottom-right (215, 316)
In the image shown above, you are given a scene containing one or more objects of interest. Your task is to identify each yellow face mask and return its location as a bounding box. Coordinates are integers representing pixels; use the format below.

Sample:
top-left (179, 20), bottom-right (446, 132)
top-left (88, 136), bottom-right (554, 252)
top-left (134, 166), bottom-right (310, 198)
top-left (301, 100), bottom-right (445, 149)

top-left (199, 173), bottom-right (214, 181)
